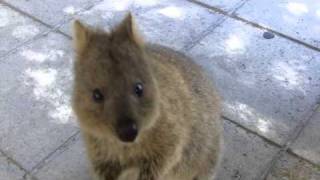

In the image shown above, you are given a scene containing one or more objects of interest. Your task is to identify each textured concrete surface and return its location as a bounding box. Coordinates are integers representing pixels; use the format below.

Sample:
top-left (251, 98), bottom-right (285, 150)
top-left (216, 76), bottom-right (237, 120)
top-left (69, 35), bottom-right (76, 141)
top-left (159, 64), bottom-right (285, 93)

top-left (0, 4), bottom-right (48, 57)
top-left (0, 32), bottom-right (78, 170)
top-left (34, 134), bottom-right (90, 180)
top-left (0, 0), bottom-right (320, 179)
top-left (60, 0), bottom-right (225, 50)
top-left (237, 0), bottom-right (320, 49)
top-left (0, 152), bottom-right (26, 180)
top-left (2, 0), bottom-right (101, 26)
top-left (291, 106), bottom-right (320, 165)
top-left (187, 18), bottom-right (320, 145)
top-left (192, 0), bottom-right (246, 11)
top-left (266, 153), bottom-right (320, 180)
top-left (215, 120), bottom-right (279, 180)
top-left (28, 119), bottom-right (280, 180)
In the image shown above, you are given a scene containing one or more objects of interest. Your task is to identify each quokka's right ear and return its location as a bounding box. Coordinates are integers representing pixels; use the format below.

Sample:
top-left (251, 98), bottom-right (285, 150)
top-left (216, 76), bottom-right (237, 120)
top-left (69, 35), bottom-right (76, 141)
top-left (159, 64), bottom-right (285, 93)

top-left (73, 20), bottom-right (91, 53)
top-left (112, 13), bottom-right (144, 47)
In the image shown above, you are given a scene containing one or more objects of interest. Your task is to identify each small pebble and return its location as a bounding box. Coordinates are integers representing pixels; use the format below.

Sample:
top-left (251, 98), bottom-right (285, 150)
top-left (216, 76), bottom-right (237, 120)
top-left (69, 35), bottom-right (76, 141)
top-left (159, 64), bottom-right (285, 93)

top-left (263, 31), bottom-right (275, 39)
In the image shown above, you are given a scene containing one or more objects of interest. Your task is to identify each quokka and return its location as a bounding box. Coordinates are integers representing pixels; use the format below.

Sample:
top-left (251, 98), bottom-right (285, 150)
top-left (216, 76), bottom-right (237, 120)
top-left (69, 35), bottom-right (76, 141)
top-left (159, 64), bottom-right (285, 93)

top-left (72, 13), bottom-right (223, 180)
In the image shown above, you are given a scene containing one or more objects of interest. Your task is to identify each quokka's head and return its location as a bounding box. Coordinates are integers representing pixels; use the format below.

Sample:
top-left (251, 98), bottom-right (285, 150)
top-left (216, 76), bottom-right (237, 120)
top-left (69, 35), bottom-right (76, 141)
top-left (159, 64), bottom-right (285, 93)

top-left (72, 13), bottom-right (159, 143)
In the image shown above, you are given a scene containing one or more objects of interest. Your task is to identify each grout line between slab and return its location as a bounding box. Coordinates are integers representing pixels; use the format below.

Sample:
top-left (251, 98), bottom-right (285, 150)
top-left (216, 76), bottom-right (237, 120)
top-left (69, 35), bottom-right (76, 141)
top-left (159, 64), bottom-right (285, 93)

top-left (23, 173), bottom-right (39, 180)
top-left (187, 0), bottom-right (320, 52)
top-left (183, 17), bottom-right (227, 51)
top-left (0, 149), bottom-right (35, 179)
top-left (0, 0), bottom-right (102, 60)
top-left (223, 113), bottom-right (320, 180)
top-left (222, 116), bottom-right (282, 148)
top-left (287, 148), bottom-right (320, 168)
top-left (30, 131), bottom-right (81, 175)
top-left (283, 103), bottom-right (320, 149)
top-left (183, 0), bottom-right (249, 51)
top-left (0, 0), bottom-right (71, 38)
top-left (257, 102), bottom-right (320, 180)
top-left (0, 21), bottom-right (70, 61)
top-left (29, 130), bottom-right (81, 175)
top-left (231, 0), bottom-right (252, 15)
top-left (257, 149), bottom-right (286, 180)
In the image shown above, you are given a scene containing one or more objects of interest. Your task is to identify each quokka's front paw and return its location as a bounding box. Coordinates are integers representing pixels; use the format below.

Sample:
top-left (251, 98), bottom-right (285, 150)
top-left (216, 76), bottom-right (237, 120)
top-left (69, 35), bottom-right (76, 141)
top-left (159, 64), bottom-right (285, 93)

top-left (117, 167), bottom-right (140, 180)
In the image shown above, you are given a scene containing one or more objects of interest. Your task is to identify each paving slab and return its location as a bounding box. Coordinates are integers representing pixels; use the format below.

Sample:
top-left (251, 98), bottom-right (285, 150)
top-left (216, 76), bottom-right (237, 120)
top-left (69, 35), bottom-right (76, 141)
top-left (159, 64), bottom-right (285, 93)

top-left (290, 106), bottom-right (320, 165)
top-left (0, 32), bottom-right (78, 171)
top-left (34, 135), bottom-right (90, 180)
top-left (186, 18), bottom-right (320, 145)
top-left (60, 0), bottom-right (225, 50)
top-left (34, 119), bottom-right (278, 180)
top-left (266, 153), bottom-right (320, 180)
top-left (0, 152), bottom-right (26, 180)
top-left (237, 0), bottom-right (320, 49)
top-left (3, 0), bottom-right (101, 26)
top-left (191, 0), bottom-right (246, 12)
top-left (215, 120), bottom-right (279, 180)
top-left (0, 4), bottom-right (48, 57)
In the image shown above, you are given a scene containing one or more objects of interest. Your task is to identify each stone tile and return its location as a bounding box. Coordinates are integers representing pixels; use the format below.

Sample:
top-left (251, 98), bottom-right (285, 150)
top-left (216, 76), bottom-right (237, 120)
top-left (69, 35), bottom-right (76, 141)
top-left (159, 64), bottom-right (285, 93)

top-left (59, 0), bottom-right (189, 34)
top-left (192, 0), bottom-right (246, 11)
top-left (237, 0), bottom-right (320, 48)
top-left (60, 0), bottom-right (225, 50)
top-left (0, 32), bottom-right (79, 170)
top-left (266, 153), bottom-right (320, 180)
top-left (0, 153), bottom-right (26, 180)
top-left (290, 106), bottom-right (320, 165)
top-left (35, 136), bottom-right (90, 180)
top-left (0, 4), bottom-right (48, 57)
top-left (3, 0), bottom-right (101, 26)
top-left (34, 120), bottom-right (278, 180)
top-left (59, 0), bottom-right (135, 35)
top-left (215, 120), bottom-right (279, 180)
top-left (187, 18), bottom-right (320, 144)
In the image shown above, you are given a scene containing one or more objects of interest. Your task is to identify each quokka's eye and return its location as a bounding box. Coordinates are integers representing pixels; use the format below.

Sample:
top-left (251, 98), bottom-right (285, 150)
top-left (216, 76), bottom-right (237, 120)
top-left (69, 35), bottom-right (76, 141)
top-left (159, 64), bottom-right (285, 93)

top-left (92, 89), bottom-right (104, 103)
top-left (134, 83), bottom-right (143, 97)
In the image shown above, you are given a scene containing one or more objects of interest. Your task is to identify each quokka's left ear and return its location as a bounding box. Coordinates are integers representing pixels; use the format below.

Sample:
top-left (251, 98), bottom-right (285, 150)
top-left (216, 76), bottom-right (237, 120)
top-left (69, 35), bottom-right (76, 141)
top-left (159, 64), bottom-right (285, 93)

top-left (73, 20), bottom-right (92, 54)
top-left (112, 12), bottom-right (144, 47)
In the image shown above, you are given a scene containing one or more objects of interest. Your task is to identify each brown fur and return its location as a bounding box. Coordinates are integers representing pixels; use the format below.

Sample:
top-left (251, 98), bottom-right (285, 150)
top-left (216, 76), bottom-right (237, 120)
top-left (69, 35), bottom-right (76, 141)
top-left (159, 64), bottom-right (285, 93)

top-left (72, 13), bottom-right (223, 180)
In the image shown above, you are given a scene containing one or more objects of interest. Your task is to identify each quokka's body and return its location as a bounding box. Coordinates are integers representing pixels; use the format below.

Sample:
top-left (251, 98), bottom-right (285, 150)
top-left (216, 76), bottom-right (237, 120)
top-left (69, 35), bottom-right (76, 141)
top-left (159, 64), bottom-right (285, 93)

top-left (71, 13), bottom-right (223, 180)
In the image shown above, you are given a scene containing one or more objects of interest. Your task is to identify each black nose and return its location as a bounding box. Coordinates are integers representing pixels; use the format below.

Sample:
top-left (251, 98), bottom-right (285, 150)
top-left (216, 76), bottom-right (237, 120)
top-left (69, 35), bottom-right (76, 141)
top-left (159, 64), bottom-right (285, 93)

top-left (116, 119), bottom-right (138, 142)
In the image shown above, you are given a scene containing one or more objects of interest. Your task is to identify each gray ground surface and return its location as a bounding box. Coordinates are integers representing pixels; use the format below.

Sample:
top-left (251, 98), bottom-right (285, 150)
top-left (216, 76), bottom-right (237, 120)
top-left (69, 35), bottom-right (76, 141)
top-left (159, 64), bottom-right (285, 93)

top-left (0, 0), bottom-right (319, 179)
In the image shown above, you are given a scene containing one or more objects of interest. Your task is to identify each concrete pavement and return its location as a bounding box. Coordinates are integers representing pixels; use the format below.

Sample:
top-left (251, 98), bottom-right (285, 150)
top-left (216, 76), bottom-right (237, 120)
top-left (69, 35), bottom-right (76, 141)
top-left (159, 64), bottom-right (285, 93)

top-left (0, 0), bottom-right (319, 179)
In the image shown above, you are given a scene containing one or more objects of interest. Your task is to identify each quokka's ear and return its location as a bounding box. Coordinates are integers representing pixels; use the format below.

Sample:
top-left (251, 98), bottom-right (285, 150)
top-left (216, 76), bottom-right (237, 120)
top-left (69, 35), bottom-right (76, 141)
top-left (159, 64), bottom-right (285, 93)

top-left (112, 12), bottom-right (144, 47)
top-left (73, 20), bottom-right (91, 53)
